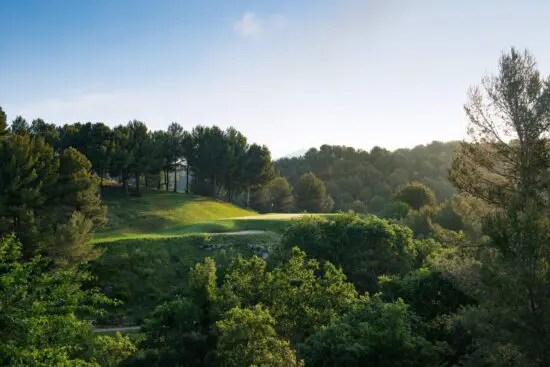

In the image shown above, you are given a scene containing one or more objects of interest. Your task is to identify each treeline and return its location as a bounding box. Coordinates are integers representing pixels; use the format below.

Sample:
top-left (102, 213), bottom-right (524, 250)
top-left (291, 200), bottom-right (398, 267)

top-left (276, 141), bottom-right (456, 213)
top-left (4, 116), bottom-right (274, 203)
top-left (3, 109), bottom-right (460, 215)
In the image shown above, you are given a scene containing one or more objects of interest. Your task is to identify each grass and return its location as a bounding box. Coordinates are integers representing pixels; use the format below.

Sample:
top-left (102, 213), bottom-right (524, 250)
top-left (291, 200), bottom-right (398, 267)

top-left (95, 189), bottom-right (256, 242)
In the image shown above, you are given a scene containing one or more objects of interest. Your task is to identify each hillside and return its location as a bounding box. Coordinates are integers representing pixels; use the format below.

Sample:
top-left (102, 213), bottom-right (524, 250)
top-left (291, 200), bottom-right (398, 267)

top-left (93, 190), bottom-right (325, 323)
top-left (276, 141), bottom-right (457, 213)
top-left (95, 190), bottom-right (257, 242)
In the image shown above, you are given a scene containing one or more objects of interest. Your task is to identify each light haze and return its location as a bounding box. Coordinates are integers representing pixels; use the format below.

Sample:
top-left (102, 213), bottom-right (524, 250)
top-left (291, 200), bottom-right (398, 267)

top-left (2, 0), bottom-right (550, 158)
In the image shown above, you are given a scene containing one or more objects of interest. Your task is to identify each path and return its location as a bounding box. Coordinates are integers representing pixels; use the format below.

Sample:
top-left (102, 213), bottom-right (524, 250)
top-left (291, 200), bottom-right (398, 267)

top-left (211, 230), bottom-right (266, 235)
top-left (93, 326), bottom-right (141, 333)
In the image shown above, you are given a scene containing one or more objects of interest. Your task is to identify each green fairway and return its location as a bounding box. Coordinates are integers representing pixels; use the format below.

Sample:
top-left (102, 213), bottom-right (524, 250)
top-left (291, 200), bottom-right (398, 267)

top-left (95, 190), bottom-right (257, 242)
top-left (94, 190), bottom-right (328, 243)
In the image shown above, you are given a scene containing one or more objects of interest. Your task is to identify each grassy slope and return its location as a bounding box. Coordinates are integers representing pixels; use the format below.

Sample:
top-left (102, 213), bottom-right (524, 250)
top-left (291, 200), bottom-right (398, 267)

top-left (94, 190), bottom-right (257, 242)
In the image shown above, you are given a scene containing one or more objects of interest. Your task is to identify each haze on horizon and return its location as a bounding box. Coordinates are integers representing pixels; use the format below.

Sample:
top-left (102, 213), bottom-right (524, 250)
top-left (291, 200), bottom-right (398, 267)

top-left (3, 0), bottom-right (550, 158)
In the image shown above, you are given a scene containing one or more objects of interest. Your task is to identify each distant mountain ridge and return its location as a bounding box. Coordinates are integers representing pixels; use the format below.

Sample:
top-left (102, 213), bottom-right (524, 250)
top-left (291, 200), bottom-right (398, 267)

top-left (282, 148), bottom-right (308, 159)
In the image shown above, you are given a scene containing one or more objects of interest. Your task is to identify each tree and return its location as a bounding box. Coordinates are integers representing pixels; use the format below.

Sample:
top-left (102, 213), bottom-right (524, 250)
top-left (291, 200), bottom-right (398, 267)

top-left (127, 120), bottom-right (151, 194)
top-left (254, 177), bottom-right (294, 213)
top-left (110, 125), bottom-right (134, 196)
top-left (381, 200), bottom-right (410, 219)
top-left (166, 123), bottom-right (185, 192)
top-left (88, 123), bottom-right (113, 193)
top-left (240, 144), bottom-right (274, 207)
top-left (446, 49), bottom-right (550, 366)
top-left (90, 332), bottom-right (136, 367)
top-left (0, 106), bottom-right (7, 135)
top-left (222, 127), bottom-right (249, 201)
top-left (295, 172), bottom-right (333, 213)
top-left (282, 213), bottom-right (419, 292)
top-left (0, 235), bottom-right (114, 366)
top-left (133, 249), bottom-right (358, 365)
top-left (276, 142), bottom-right (456, 213)
top-left (0, 134), bottom-right (58, 257)
top-left (394, 181), bottom-right (437, 210)
top-left (379, 268), bottom-right (474, 365)
top-left (215, 306), bottom-right (303, 367)
top-left (300, 296), bottom-right (443, 367)
top-left (186, 125), bottom-right (228, 196)
top-left (29, 118), bottom-right (60, 150)
top-left (53, 147), bottom-right (106, 226)
top-left (182, 130), bottom-right (193, 194)
top-left (449, 48), bottom-right (550, 208)
top-left (132, 299), bottom-right (209, 366)
top-left (457, 204), bottom-right (550, 366)
top-left (0, 135), bottom-right (105, 263)
top-left (9, 116), bottom-right (29, 135)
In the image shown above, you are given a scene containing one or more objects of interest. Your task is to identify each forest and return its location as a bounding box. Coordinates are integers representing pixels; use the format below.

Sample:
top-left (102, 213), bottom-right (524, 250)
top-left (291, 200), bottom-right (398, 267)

top-left (2, 48), bottom-right (550, 366)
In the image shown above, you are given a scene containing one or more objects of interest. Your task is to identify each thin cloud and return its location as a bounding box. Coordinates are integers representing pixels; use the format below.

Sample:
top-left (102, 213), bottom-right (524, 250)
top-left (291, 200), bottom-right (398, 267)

top-left (233, 11), bottom-right (263, 37)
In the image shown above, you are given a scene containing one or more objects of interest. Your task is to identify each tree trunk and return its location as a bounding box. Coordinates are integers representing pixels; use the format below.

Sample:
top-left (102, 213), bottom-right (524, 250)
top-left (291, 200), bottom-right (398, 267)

top-left (145, 175), bottom-right (148, 192)
top-left (186, 164), bottom-right (190, 194)
top-left (135, 173), bottom-right (140, 194)
top-left (174, 169), bottom-right (178, 192)
top-left (212, 174), bottom-right (217, 197)
top-left (123, 177), bottom-right (129, 197)
top-left (164, 169), bottom-right (169, 192)
top-left (247, 186), bottom-right (251, 208)
top-left (100, 174), bottom-right (104, 198)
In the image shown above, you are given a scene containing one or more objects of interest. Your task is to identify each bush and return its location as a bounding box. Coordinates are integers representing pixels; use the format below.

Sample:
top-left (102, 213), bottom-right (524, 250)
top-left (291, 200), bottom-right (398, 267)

top-left (300, 296), bottom-right (444, 366)
top-left (282, 213), bottom-right (417, 292)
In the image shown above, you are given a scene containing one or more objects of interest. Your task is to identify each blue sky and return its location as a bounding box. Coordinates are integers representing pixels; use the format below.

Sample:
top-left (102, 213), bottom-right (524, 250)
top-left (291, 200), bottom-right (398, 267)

top-left (2, 0), bottom-right (550, 158)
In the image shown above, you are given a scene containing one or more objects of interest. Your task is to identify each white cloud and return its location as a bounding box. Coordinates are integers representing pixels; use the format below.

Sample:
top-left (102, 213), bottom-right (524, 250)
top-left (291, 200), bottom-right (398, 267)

top-left (233, 11), bottom-right (263, 37)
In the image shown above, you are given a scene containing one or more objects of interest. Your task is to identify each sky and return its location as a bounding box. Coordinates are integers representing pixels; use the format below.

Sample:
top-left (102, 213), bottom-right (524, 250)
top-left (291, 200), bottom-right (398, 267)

top-left (3, 0), bottom-right (550, 158)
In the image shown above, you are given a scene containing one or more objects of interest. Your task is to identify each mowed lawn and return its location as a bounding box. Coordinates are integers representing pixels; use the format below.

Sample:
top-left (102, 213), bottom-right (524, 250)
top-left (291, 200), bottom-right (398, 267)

top-left (94, 190), bottom-right (256, 243)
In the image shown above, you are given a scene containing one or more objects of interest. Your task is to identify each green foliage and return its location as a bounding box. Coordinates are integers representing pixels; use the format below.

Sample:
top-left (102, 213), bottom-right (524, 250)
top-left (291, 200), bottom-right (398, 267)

top-left (9, 116), bottom-right (29, 135)
top-left (92, 232), bottom-right (280, 323)
top-left (215, 305), bottom-right (304, 367)
top-left (132, 248), bottom-right (357, 365)
top-left (48, 211), bottom-right (100, 268)
top-left (110, 125), bottom-right (134, 195)
top-left (444, 49), bottom-right (550, 366)
top-left (0, 235), bottom-right (112, 366)
top-left (282, 213), bottom-right (418, 292)
top-left (349, 199), bottom-right (368, 214)
top-left (0, 106), bottom-right (6, 135)
top-left (252, 176), bottom-right (295, 213)
top-left (0, 134), bottom-right (105, 264)
top-left (134, 299), bottom-right (208, 366)
top-left (380, 200), bottom-right (410, 219)
top-left (457, 204), bottom-right (550, 365)
top-left (403, 206), bottom-right (437, 239)
top-left (295, 172), bottom-right (333, 213)
top-left (379, 268), bottom-right (472, 321)
top-left (217, 248), bottom-right (358, 341)
top-left (91, 332), bottom-right (136, 367)
top-left (450, 48), bottom-right (550, 208)
top-left (300, 295), bottom-right (443, 367)
top-left (394, 181), bottom-right (437, 210)
top-left (127, 120), bottom-right (152, 194)
top-left (277, 142), bottom-right (456, 213)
